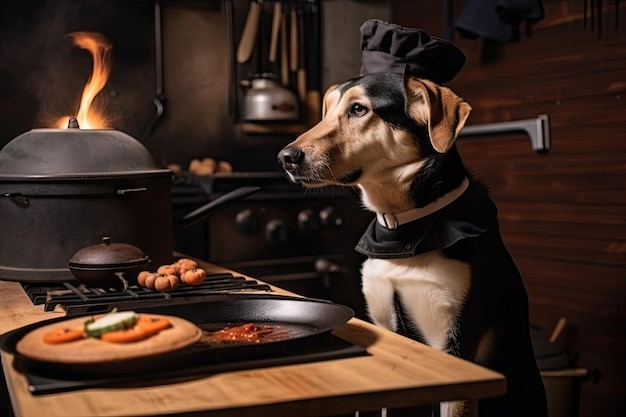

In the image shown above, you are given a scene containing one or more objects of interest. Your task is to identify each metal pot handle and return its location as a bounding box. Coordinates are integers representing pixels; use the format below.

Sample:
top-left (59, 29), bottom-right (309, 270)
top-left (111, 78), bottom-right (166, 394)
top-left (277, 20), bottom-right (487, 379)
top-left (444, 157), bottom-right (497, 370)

top-left (114, 272), bottom-right (130, 290)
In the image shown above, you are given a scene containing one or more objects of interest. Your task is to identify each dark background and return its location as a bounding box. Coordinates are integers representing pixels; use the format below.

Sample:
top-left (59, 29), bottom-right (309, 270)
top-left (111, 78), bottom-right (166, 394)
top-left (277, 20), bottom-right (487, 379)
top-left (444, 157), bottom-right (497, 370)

top-left (393, 1), bottom-right (626, 416)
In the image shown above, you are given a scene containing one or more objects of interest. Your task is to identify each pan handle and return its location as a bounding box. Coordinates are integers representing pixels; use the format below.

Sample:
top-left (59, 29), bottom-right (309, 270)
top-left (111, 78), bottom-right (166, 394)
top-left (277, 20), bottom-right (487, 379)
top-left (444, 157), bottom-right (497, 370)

top-left (177, 186), bottom-right (260, 232)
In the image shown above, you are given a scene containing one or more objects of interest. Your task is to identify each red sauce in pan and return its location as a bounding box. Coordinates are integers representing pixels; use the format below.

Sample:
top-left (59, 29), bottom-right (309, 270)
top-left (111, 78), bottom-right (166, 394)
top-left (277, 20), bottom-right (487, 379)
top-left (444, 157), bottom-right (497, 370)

top-left (202, 323), bottom-right (291, 344)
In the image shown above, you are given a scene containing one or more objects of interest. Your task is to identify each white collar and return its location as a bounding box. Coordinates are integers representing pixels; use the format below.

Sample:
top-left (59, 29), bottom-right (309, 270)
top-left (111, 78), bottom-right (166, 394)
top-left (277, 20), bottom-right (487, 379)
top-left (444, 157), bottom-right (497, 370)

top-left (376, 178), bottom-right (470, 230)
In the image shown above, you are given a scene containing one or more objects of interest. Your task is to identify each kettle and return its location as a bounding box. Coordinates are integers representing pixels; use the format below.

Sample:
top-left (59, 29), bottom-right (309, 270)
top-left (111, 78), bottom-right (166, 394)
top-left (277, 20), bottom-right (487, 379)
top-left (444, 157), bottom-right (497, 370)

top-left (242, 74), bottom-right (299, 122)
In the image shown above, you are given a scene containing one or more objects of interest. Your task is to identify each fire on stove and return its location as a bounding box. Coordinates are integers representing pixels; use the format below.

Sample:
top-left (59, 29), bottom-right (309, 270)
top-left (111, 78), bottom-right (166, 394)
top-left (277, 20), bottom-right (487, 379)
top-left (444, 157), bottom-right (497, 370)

top-left (52, 31), bottom-right (113, 130)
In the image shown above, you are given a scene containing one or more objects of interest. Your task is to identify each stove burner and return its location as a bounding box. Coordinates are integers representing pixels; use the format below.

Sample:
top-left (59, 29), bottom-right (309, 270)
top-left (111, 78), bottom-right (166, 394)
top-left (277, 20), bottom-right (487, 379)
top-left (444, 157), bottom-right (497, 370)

top-left (22, 272), bottom-right (272, 314)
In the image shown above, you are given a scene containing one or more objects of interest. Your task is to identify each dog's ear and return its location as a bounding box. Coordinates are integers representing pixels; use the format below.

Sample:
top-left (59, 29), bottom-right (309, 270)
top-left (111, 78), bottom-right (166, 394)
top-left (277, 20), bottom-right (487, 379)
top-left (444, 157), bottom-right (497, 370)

top-left (322, 84), bottom-right (339, 118)
top-left (405, 78), bottom-right (471, 153)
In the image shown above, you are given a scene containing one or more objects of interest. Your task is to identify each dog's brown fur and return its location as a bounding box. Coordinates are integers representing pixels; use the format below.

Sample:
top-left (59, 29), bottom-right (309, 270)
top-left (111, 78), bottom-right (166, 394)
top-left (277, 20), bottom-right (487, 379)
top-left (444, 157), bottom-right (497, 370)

top-left (278, 72), bottom-right (548, 417)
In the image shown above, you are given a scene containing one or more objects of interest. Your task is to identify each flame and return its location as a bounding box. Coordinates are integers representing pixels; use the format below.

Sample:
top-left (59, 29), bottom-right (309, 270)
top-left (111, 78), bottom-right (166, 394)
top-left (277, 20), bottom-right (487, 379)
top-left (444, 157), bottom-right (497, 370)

top-left (55, 32), bottom-right (113, 129)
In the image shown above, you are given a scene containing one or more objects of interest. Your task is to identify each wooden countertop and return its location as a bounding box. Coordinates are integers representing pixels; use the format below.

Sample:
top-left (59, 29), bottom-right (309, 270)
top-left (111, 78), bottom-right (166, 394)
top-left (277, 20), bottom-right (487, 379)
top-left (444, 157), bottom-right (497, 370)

top-left (1, 263), bottom-right (506, 417)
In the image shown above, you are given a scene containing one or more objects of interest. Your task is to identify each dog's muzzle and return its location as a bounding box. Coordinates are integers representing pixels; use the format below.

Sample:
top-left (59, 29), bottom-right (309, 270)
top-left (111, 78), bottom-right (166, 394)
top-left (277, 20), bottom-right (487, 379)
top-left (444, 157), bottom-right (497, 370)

top-left (277, 147), bottom-right (304, 172)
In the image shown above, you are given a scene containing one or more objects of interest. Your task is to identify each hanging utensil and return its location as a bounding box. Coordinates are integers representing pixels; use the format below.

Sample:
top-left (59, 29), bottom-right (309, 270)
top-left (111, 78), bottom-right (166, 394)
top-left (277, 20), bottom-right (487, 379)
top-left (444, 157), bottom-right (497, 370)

top-left (236, 0), bottom-right (263, 64)
top-left (296, 4), bottom-right (307, 104)
top-left (269, 1), bottom-right (281, 63)
top-left (141, 0), bottom-right (166, 141)
top-left (289, 3), bottom-right (298, 88)
top-left (304, 0), bottom-right (321, 125)
top-left (280, 3), bottom-right (289, 86)
top-left (598, 0), bottom-right (603, 37)
top-left (224, 0), bottom-right (239, 122)
top-left (583, 0), bottom-right (621, 37)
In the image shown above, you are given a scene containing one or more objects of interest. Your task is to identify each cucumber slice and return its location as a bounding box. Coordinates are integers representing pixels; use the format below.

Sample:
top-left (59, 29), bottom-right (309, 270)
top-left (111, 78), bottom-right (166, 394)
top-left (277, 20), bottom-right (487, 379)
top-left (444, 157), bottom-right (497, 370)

top-left (85, 311), bottom-right (138, 338)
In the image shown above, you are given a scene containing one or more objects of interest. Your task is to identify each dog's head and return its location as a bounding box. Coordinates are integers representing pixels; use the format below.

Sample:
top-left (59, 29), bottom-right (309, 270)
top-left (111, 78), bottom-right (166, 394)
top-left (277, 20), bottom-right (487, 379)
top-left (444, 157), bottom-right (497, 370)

top-left (277, 73), bottom-right (471, 211)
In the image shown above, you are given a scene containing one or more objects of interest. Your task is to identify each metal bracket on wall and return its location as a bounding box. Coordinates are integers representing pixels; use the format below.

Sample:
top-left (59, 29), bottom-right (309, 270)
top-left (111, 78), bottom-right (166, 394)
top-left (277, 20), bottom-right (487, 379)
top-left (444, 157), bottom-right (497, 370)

top-left (459, 114), bottom-right (551, 154)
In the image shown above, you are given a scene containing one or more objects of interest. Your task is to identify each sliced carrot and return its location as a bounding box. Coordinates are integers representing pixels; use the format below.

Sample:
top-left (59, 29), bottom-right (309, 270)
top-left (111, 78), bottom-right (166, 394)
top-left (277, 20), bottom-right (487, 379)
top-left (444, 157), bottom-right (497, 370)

top-left (43, 328), bottom-right (85, 344)
top-left (100, 327), bottom-right (151, 343)
top-left (99, 316), bottom-right (171, 343)
top-left (136, 316), bottom-right (172, 336)
top-left (41, 314), bottom-right (172, 344)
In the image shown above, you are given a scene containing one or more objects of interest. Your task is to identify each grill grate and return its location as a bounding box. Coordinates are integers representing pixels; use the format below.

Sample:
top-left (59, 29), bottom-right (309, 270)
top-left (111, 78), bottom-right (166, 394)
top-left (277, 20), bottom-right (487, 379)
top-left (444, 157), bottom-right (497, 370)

top-left (21, 273), bottom-right (272, 314)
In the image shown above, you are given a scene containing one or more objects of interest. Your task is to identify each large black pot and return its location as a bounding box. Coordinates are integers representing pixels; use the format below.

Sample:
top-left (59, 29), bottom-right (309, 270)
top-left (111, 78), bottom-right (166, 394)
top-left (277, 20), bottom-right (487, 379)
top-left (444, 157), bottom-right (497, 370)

top-left (0, 127), bottom-right (256, 283)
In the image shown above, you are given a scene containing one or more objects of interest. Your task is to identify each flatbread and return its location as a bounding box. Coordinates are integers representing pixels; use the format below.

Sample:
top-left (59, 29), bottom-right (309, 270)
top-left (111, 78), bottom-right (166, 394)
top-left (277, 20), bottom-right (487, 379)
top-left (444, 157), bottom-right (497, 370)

top-left (16, 313), bottom-right (202, 364)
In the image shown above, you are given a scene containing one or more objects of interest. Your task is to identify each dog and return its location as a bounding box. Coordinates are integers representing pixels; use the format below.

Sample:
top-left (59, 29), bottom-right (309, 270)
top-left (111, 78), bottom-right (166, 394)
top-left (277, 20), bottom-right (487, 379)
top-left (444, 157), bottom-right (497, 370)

top-left (278, 72), bottom-right (548, 417)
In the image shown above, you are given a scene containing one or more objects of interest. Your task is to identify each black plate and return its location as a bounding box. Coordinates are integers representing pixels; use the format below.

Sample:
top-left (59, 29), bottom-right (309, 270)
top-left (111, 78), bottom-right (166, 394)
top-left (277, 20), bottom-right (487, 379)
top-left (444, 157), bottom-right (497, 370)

top-left (1, 295), bottom-right (355, 379)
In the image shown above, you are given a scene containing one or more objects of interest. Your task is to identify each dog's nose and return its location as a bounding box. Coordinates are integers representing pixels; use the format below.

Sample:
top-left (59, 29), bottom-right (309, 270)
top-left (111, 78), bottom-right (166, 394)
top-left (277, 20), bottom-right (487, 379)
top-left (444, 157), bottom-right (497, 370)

top-left (278, 147), bottom-right (304, 171)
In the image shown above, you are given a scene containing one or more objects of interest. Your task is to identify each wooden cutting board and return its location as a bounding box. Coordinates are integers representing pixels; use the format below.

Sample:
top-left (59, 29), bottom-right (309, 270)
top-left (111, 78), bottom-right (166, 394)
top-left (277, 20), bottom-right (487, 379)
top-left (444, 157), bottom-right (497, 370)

top-left (16, 313), bottom-right (202, 364)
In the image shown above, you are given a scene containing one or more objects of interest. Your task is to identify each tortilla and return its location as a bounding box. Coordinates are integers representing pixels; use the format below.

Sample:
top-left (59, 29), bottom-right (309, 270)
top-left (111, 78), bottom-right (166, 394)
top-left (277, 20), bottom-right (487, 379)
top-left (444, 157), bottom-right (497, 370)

top-left (16, 313), bottom-right (202, 364)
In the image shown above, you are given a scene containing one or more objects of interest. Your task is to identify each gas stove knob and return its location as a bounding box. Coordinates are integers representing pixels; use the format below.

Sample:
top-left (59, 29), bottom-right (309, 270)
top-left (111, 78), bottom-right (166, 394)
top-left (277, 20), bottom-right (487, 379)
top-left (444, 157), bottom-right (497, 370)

top-left (319, 206), bottom-right (343, 229)
top-left (265, 219), bottom-right (289, 243)
top-left (297, 209), bottom-right (320, 234)
top-left (235, 209), bottom-right (259, 235)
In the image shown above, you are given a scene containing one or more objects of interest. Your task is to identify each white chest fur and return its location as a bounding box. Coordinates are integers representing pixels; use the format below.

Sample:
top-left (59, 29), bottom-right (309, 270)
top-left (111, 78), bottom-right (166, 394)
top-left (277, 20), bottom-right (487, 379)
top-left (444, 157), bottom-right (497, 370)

top-left (360, 250), bottom-right (471, 352)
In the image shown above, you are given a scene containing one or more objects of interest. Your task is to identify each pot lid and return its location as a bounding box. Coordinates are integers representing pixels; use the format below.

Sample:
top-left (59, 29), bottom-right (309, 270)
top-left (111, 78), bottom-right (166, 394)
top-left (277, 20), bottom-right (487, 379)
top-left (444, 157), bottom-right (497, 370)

top-left (69, 237), bottom-right (150, 268)
top-left (0, 127), bottom-right (164, 179)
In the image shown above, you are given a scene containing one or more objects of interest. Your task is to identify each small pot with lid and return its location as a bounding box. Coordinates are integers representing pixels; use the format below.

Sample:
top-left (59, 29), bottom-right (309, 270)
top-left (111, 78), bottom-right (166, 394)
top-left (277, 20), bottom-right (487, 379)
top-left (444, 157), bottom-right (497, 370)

top-left (68, 237), bottom-right (150, 289)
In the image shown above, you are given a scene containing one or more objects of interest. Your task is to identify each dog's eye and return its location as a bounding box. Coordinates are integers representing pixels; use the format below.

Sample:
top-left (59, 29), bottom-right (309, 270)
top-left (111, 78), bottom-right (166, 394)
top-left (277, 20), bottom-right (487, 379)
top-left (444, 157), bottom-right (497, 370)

top-left (349, 103), bottom-right (368, 117)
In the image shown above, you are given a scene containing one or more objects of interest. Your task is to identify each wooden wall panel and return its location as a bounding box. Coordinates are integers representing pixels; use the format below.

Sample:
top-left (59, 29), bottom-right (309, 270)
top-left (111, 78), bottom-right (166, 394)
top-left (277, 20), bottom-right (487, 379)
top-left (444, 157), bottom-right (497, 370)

top-left (392, 1), bottom-right (626, 416)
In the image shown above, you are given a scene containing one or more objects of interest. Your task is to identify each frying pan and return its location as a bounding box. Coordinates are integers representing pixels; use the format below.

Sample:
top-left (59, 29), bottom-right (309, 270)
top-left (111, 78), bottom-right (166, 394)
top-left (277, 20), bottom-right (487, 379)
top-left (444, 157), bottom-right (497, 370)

top-left (1, 295), bottom-right (355, 378)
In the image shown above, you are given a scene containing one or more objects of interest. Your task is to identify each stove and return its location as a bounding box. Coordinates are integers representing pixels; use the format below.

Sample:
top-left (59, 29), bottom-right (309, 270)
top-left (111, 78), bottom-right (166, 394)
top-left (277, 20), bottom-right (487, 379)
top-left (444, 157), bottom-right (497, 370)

top-left (21, 272), bottom-right (271, 315)
top-left (172, 172), bottom-right (371, 319)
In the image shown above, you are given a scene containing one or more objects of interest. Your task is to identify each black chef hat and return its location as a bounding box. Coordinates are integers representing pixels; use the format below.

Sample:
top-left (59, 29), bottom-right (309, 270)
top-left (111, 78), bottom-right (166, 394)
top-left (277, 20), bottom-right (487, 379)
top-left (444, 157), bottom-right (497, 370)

top-left (359, 19), bottom-right (466, 84)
